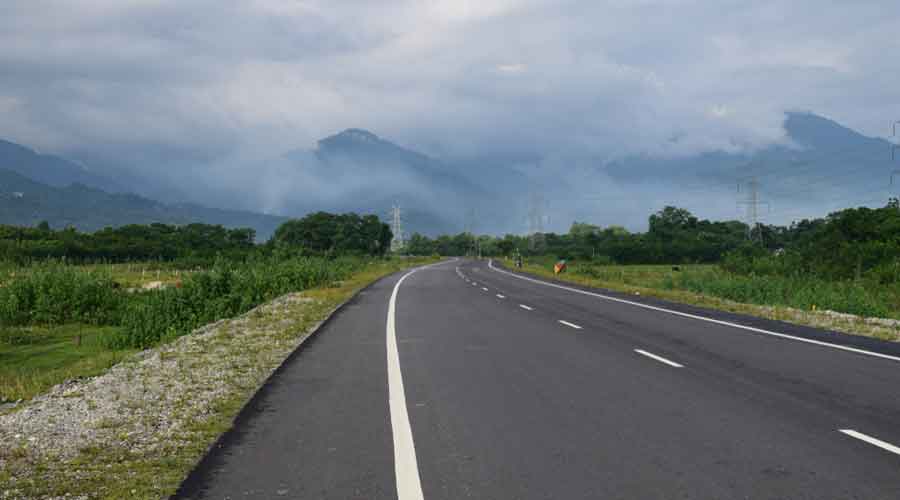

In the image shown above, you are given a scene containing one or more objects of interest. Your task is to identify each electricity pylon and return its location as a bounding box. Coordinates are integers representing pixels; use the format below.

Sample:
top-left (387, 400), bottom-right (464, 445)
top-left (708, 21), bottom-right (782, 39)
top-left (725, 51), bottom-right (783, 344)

top-left (389, 203), bottom-right (404, 252)
top-left (737, 176), bottom-right (769, 243)
top-left (527, 191), bottom-right (547, 250)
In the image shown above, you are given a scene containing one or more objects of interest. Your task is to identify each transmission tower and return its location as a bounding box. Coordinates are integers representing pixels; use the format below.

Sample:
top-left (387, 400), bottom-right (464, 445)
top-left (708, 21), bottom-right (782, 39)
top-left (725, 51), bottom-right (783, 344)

top-left (737, 177), bottom-right (769, 243)
top-left (464, 207), bottom-right (480, 257)
top-left (389, 203), bottom-right (405, 252)
top-left (527, 191), bottom-right (547, 250)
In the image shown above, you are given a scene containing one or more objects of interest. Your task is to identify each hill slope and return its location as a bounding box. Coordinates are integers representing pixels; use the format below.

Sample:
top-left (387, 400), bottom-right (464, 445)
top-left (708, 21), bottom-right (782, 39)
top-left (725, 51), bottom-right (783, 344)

top-left (0, 139), bottom-right (123, 192)
top-left (0, 169), bottom-right (286, 239)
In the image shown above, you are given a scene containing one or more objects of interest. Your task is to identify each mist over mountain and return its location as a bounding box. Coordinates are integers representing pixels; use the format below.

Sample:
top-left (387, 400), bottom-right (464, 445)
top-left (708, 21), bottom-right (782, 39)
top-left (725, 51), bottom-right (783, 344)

top-left (0, 140), bottom-right (124, 193)
top-left (0, 112), bottom-right (895, 237)
top-left (596, 112), bottom-right (897, 226)
top-left (0, 168), bottom-right (285, 238)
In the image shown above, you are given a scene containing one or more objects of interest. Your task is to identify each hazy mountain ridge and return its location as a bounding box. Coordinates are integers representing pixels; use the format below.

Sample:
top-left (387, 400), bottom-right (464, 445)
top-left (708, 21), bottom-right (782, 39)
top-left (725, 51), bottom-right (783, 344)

top-left (0, 169), bottom-right (286, 239)
top-left (603, 112), bottom-right (895, 194)
top-left (0, 139), bottom-right (124, 193)
top-left (267, 128), bottom-right (486, 235)
top-left (0, 112), bottom-right (894, 237)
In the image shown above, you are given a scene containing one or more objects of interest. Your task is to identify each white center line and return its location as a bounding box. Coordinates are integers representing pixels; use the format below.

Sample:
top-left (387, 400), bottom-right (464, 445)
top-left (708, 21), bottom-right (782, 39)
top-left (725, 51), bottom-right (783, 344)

top-left (635, 349), bottom-right (684, 368)
top-left (496, 294), bottom-right (506, 299)
top-left (840, 429), bottom-right (900, 456)
top-left (519, 304), bottom-right (533, 311)
top-left (386, 268), bottom-right (428, 500)
top-left (488, 260), bottom-right (900, 364)
top-left (558, 320), bottom-right (583, 330)
top-left (482, 287), bottom-right (489, 291)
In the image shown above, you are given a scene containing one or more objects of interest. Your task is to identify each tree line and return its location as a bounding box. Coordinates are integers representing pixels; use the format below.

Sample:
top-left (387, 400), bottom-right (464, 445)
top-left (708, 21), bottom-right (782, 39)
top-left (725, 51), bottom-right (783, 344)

top-left (403, 201), bottom-right (900, 284)
top-left (0, 211), bottom-right (393, 264)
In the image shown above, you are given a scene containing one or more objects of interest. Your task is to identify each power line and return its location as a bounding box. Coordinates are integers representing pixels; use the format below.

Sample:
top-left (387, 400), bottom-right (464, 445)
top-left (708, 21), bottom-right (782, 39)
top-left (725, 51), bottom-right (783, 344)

top-left (769, 190), bottom-right (892, 221)
top-left (743, 146), bottom-right (866, 180)
top-left (763, 163), bottom-right (892, 199)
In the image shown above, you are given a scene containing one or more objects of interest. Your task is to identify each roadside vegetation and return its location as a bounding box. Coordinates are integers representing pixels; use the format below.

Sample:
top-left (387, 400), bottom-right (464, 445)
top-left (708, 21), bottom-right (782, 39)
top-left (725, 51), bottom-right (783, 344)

top-left (0, 256), bottom-right (434, 500)
top-left (0, 211), bottom-right (399, 403)
top-left (404, 200), bottom-right (900, 333)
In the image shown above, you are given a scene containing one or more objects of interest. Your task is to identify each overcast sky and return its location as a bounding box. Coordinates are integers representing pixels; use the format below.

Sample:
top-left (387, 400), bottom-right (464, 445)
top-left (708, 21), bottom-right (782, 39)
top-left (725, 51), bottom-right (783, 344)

top-left (2, 0), bottom-right (900, 231)
top-left (3, 1), bottom-right (899, 159)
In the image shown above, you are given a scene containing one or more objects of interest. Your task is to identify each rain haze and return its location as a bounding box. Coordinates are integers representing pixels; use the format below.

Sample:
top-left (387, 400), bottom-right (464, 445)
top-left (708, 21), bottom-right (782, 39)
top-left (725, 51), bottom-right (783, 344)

top-left (2, 0), bottom-right (900, 234)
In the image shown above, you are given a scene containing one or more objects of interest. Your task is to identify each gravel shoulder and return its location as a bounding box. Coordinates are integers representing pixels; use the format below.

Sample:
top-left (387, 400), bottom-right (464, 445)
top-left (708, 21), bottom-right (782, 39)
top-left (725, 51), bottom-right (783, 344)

top-left (0, 262), bottom-right (421, 499)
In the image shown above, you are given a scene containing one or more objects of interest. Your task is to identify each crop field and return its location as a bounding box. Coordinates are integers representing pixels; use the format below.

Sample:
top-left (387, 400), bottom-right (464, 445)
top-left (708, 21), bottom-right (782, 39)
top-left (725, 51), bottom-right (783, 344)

top-left (0, 256), bottom-right (431, 403)
top-left (0, 262), bottom-right (200, 289)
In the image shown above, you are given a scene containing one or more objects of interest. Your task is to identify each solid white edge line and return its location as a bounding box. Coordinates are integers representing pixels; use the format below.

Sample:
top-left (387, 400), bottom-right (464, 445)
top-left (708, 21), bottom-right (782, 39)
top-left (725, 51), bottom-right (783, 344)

top-left (496, 294), bottom-right (506, 299)
top-left (635, 349), bottom-right (684, 368)
top-left (387, 264), bottom-right (440, 500)
top-left (558, 320), bottom-right (583, 330)
top-left (519, 304), bottom-right (533, 311)
top-left (488, 260), bottom-right (900, 364)
top-left (840, 429), bottom-right (900, 456)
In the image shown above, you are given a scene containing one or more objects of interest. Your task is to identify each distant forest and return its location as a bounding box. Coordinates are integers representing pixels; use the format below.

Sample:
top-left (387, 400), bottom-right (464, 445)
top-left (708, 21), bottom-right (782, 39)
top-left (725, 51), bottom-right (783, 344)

top-left (402, 201), bottom-right (900, 284)
top-left (0, 211), bottom-right (392, 264)
top-left (2, 201), bottom-right (898, 285)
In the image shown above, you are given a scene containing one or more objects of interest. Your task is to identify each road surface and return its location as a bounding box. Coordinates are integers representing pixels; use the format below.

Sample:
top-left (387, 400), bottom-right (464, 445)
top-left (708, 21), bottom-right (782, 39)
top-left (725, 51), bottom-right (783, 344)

top-left (175, 258), bottom-right (900, 499)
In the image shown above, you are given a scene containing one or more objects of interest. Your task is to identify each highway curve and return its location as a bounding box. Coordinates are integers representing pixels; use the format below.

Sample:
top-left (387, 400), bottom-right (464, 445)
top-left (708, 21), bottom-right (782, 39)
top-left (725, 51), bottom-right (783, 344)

top-left (174, 258), bottom-right (900, 500)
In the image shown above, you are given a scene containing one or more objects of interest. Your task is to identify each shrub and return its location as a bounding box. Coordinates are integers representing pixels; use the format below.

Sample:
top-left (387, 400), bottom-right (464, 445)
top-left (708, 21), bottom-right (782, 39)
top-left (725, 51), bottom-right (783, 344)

top-left (0, 264), bottom-right (124, 326)
top-left (104, 256), bottom-right (367, 349)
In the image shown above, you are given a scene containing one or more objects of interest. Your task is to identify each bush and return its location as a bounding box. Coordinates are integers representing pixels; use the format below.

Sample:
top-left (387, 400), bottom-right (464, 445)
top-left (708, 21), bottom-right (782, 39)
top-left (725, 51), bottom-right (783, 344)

top-left (0, 264), bottom-right (125, 326)
top-left (104, 256), bottom-right (367, 349)
top-left (673, 268), bottom-right (894, 318)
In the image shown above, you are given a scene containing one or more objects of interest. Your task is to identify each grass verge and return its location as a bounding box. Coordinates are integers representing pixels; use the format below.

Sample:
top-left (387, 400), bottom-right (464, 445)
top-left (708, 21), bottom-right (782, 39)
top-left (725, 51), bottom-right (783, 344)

top-left (0, 257), bottom-right (436, 499)
top-left (0, 325), bottom-right (135, 402)
top-left (514, 258), bottom-right (900, 342)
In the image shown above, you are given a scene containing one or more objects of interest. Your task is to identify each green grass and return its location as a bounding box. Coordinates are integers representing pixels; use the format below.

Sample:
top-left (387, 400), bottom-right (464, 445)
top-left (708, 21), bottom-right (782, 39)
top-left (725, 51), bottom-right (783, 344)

top-left (0, 261), bottom-right (199, 289)
top-left (518, 257), bottom-right (900, 323)
top-left (0, 256), bottom-right (433, 404)
top-left (0, 324), bottom-right (135, 402)
top-left (1, 256), bottom-right (438, 499)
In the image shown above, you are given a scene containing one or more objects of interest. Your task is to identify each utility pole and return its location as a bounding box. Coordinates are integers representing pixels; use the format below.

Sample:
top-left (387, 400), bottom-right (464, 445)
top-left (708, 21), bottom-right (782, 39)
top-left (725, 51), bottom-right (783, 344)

top-left (737, 176), bottom-right (769, 243)
top-left (389, 202), bottom-right (404, 252)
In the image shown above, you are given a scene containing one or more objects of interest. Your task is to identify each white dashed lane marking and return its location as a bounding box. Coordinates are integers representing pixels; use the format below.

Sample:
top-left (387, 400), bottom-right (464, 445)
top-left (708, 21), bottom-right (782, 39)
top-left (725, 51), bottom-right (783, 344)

top-left (840, 430), bottom-right (900, 457)
top-left (634, 349), bottom-right (684, 368)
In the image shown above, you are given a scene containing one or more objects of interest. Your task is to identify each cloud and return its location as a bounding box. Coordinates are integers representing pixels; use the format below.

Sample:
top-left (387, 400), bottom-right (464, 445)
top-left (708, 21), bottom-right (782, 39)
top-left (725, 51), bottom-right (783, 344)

top-left (497, 63), bottom-right (528, 74)
top-left (0, 0), bottom-right (899, 226)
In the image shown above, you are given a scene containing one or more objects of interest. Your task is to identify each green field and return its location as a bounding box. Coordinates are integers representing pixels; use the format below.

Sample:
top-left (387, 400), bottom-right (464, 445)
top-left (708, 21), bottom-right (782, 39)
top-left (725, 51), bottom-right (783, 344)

top-left (0, 261), bottom-right (199, 289)
top-left (517, 258), bottom-right (900, 340)
top-left (0, 324), bottom-right (134, 402)
top-left (0, 257), bottom-right (432, 403)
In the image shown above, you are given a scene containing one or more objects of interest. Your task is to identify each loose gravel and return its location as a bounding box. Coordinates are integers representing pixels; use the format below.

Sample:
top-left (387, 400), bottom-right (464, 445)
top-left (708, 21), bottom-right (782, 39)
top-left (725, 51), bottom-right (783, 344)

top-left (0, 292), bottom-right (330, 499)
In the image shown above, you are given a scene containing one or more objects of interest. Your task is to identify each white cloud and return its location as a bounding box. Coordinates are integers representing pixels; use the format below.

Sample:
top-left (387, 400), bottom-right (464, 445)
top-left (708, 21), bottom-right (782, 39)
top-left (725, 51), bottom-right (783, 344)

top-left (497, 63), bottom-right (528, 74)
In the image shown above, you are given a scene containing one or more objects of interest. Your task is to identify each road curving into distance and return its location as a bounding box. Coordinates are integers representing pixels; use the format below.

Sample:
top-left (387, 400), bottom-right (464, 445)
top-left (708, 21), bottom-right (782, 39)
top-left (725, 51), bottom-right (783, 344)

top-left (175, 258), bottom-right (900, 500)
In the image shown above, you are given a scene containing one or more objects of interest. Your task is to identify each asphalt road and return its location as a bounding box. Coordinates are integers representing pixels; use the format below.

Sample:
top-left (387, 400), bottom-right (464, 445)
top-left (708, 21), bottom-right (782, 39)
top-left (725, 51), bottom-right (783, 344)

top-left (175, 258), bottom-right (900, 500)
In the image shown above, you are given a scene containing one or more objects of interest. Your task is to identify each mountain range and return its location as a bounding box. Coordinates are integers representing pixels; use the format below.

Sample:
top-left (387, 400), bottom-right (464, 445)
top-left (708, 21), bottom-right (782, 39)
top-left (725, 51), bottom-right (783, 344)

top-left (0, 168), bottom-right (285, 238)
top-left (0, 112), bottom-right (896, 238)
